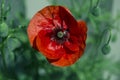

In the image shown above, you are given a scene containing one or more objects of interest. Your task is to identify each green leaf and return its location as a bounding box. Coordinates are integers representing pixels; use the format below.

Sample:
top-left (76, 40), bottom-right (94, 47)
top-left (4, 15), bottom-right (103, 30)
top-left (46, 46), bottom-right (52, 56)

top-left (9, 51), bottom-right (15, 64)
top-left (14, 31), bottom-right (28, 43)
top-left (3, 46), bottom-right (15, 67)
top-left (0, 22), bottom-right (9, 37)
top-left (7, 38), bottom-right (21, 51)
top-left (0, 73), bottom-right (3, 80)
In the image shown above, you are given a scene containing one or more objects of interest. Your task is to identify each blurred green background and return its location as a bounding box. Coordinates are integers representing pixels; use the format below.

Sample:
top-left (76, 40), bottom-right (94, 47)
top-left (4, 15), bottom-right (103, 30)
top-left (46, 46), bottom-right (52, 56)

top-left (0, 0), bottom-right (120, 80)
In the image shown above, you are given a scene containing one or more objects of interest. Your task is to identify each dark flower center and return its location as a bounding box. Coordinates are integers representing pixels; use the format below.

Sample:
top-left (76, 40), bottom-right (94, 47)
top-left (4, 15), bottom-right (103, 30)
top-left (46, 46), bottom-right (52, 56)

top-left (51, 27), bottom-right (70, 44)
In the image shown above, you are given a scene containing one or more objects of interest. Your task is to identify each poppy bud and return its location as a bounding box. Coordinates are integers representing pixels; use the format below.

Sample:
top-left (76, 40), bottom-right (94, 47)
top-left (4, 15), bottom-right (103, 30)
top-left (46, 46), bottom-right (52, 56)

top-left (91, 7), bottom-right (101, 16)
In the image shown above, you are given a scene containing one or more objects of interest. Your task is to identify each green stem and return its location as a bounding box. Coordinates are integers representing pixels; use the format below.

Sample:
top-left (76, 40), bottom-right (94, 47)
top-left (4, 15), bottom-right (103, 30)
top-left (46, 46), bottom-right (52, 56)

top-left (106, 29), bottom-right (111, 45)
top-left (89, 0), bottom-right (93, 11)
top-left (1, 48), bottom-right (7, 70)
top-left (0, 0), bottom-right (5, 57)
top-left (89, 0), bottom-right (100, 11)
top-left (0, 0), bottom-right (5, 22)
top-left (0, 3), bottom-right (2, 22)
top-left (0, 38), bottom-right (7, 71)
top-left (95, 0), bottom-right (100, 8)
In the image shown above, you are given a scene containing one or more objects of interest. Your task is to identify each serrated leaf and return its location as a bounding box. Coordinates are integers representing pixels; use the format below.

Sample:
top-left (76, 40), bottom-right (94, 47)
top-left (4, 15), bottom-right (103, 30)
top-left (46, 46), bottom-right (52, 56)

top-left (7, 38), bottom-right (21, 51)
top-left (0, 22), bottom-right (9, 37)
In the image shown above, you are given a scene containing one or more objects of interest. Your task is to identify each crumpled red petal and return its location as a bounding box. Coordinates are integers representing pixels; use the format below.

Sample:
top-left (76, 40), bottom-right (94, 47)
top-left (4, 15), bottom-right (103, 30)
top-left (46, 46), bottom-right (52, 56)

top-left (47, 50), bottom-right (81, 67)
top-left (47, 20), bottom-right (87, 67)
top-left (36, 29), bottom-right (65, 59)
top-left (64, 36), bottom-right (79, 52)
top-left (27, 6), bottom-right (60, 47)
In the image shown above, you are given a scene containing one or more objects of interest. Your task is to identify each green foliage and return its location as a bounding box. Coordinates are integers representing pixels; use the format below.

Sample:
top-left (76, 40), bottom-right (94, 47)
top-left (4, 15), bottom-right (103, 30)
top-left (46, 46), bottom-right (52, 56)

top-left (7, 38), bottom-right (21, 51)
top-left (0, 22), bottom-right (8, 37)
top-left (0, 0), bottom-right (120, 80)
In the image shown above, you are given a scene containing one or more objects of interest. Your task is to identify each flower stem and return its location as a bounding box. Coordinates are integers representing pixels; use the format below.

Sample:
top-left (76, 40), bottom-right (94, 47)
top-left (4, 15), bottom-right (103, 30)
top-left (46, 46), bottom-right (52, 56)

top-left (0, 38), bottom-right (7, 71)
top-left (89, 0), bottom-right (93, 11)
top-left (95, 0), bottom-right (100, 8)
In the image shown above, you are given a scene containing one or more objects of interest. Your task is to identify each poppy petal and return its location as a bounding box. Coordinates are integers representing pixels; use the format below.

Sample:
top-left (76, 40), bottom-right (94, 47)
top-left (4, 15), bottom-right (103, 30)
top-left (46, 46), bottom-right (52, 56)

top-left (77, 20), bottom-right (87, 40)
top-left (77, 20), bottom-right (87, 50)
top-left (47, 50), bottom-right (82, 67)
top-left (36, 29), bottom-right (65, 59)
top-left (27, 9), bottom-right (53, 47)
top-left (64, 36), bottom-right (79, 52)
top-left (47, 21), bottom-right (87, 67)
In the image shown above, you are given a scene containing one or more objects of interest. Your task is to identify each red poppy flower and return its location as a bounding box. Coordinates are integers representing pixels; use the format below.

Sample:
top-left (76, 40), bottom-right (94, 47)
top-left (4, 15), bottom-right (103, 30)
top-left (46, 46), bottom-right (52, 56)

top-left (27, 6), bottom-right (87, 67)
